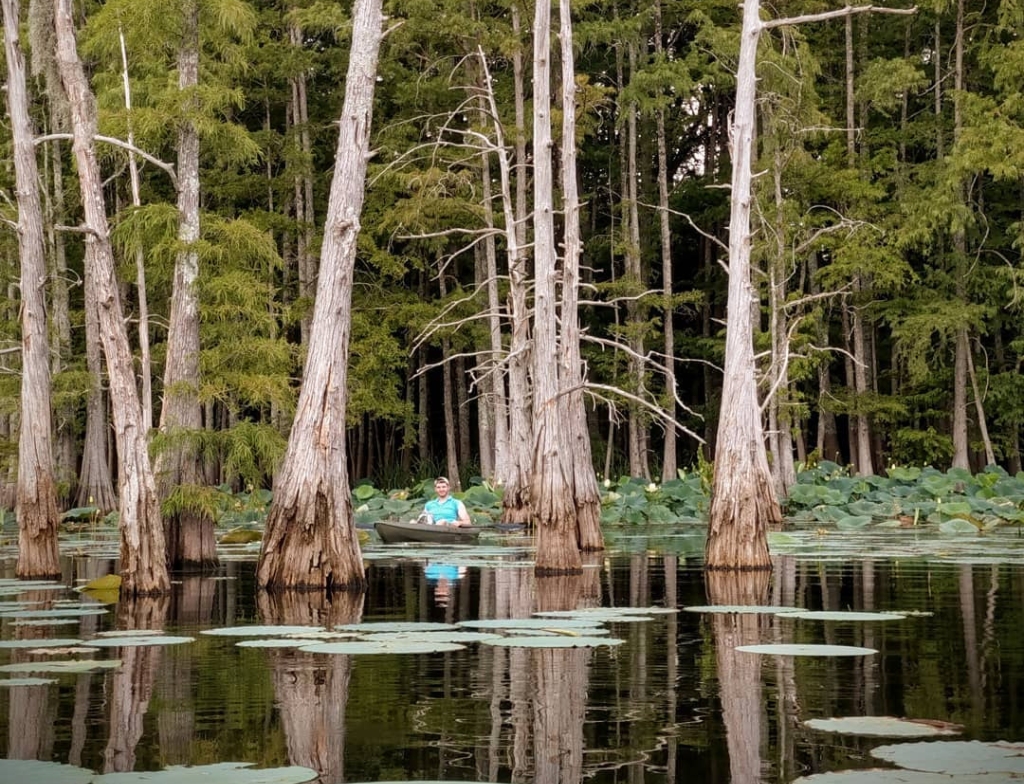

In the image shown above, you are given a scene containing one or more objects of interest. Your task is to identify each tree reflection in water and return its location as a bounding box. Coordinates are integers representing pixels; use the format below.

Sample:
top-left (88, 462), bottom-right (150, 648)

top-left (258, 590), bottom-right (363, 784)
top-left (104, 597), bottom-right (169, 773)
top-left (707, 570), bottom-right (771, 784)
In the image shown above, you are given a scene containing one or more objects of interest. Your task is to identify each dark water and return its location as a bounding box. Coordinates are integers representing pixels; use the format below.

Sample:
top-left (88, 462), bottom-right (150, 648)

top-left (1, 545), bottom-right (1023, 783)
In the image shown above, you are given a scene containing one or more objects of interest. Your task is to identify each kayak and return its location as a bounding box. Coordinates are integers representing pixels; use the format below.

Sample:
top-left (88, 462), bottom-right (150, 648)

top-left (374, 519), bottom-right (481, 545)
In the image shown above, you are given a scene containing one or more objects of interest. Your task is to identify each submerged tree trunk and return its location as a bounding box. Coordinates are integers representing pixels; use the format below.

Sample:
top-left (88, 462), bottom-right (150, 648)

top-left (54, 0), bottom-right (169, 595)
top-left (4, 0), bottom-right (61, 579)
top-left (705, 0), bottom-right (779, 571)
top-left (256, 0), bottom-right (383, 592)
top-left (157, 0), bottom-right (218, 571)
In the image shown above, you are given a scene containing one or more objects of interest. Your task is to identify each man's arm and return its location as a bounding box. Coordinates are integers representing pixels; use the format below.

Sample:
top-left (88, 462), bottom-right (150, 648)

top-left (456, 500), bottom-right (471, 526)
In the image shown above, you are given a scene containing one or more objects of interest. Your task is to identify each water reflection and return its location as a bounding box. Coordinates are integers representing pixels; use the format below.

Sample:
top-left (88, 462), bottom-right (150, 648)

top-left (104, 597), bottom-right (168, 773)
top-left (258, 591), bottom-right (362, 784)
top-left (0, 554), bottom-right (1022, 782)
top-left (707, 570), bottom-right (771, 784)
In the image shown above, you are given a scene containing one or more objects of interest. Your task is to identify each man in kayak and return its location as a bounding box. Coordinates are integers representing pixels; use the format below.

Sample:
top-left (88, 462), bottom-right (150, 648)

top-left (421, 476), bottom-right (472, 526)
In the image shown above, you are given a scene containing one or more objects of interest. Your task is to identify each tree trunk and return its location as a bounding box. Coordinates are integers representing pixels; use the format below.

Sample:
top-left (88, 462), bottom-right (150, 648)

top-left (54, 0), bottom-right (169, 595)
top-left (76, 301), bottom-right (118, 513)
top-left (47, 141), bottom-right (78, 507)
top-left (256, 0), bottom-right (383, 592)
top-left (3, 0), bottom-right (61, 580)
top-left (118, 27), bottom-right (153, 434)
top-left (705, 0), bottom-right (779, 571)
top-left (559, 0), bottom-right (603, 553)
top-left (157, 0), bottom-right (217, 571)
top-left (290, 21), bottom-right (317, 349)
top-left (654, 0), bottom-right (676, 481)
top-left (531, 0), bottom-right (580, 574)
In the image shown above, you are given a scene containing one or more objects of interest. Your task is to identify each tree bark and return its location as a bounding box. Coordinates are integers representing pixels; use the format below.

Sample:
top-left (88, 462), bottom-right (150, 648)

top-left (54, 0), bottom-right (170, 595)
top-left (257, 0), bottom-right (383, 592)
top-left (3, 0), bottom-right (61, 580)
top-left (531, 0), bottom-right (581, 575)
top-left (559, 0), bottom-right (603, 553)
top-left (157, 0), bottom-right (218, 571)
top-left (705, 0), bottom-right (779, 571)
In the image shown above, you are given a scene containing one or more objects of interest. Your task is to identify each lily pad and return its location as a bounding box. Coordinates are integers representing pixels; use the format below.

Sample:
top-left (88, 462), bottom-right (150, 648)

top-left (11, 618), bottom-right (81, 627)
top-left (0, 677), bottom-right (59, 686)
top-left (298, 639), bottom-right (466, 655)
top-left (779, 611), bottom-right (908, 622)
top-left (0, 638), bottom-right (83, 649)
top-left (480, 635), bottom-right (625, 648)
top-left (83, 635), bottom-right (194, 648)
top-left (458, 618), bottom-right (612, 631)
top-left (792, 770), bottom-right (1019, 783)
top-left (0, 607), bottom-right (109, 619)
top-left (201, 625), bottom-right (326, 637)
top-left (79, 574), bottom-right (121, 592)
top-left (871, 740), bottom-right (1024, 775)
top-left (534, 606), bottom-right (678, 618)
top-left (735, 644), bottom-right (877, 656)
top-left (91, 761), bottom-right (319, 783)
top-left (804, 716), bottom-right (962, 736)
top-left (236, 638), bottom-right (313, 649)
top-left (684, 605), bottom-right (802, 615)
top-left (0, 658), bottom-right (121, 674)
top-left (0, 759), bottom-right (94, 784)
top-left (354, 631), bottom-right (504, 644)
top-left (338, 621), bottom-right (460, 634)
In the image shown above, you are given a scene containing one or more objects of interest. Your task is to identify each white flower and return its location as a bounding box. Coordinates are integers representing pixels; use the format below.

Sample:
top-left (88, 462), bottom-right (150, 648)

top-left (646, 482), bottom-right (658, 493)
top-left (603, 478), bottom-right (611, 488)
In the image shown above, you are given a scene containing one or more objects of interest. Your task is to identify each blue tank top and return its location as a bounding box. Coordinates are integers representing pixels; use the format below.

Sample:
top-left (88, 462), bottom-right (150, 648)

top-left (424, 496), bottom-right (462, 522)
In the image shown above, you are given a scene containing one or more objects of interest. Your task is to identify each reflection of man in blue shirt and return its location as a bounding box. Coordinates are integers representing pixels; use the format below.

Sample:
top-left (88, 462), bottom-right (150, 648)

top-left (423, 476), bottom-right (471, 526)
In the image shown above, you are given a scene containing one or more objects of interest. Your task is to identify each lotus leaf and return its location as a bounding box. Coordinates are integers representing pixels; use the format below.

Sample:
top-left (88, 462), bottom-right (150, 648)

top-left (684, 605), bottom-right (802, 614)
top-left (793, 770), bottom-right (1018, 783)
top-left (736, 644), bottom-right (877, 656)
top-left (481, 635), bottom-right (625, 648)
top-left (836, 515), bottom-right (874, 530)
top-left (779, 611), bottom-right (907, 622)
top-left (91, 761), bottom-right (319, 783)
top-left (0, 607), bottom-right (108, 618)
top-left (0, 659), bottom-right (121, 673)
top-left (871, 740), bottom-right (1024, 775)
top-left (0, 677), bottom-right (59, 686)
top-left (803, 716), bottom-right (961, 736)
top-left (84, 636), bottom-right (194, 648)
top-left (338, 621), bottom-right (460, 633)
top-left (938, 518), bottom-right (980, 534)
top-left (298, 640), bottom-right (465, 654)
top-left (201, 625), bottom-right (326, 637)
top-left (0, 638), bottom-right (84, 648)
top-left (458, 618), bottom-right (612, 630)
top-left (0, 759), bottom-right (94, 783)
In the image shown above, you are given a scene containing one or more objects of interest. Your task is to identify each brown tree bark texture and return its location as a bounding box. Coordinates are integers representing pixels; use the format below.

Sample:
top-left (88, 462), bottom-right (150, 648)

top-left (158, 0), bottom-right (218, 571)
top-left (705, 0), bottom-right (779, 571)
top-left (3, 0), bottom-right (61, 579)
top-left (54, 0), bottom-right (170, 595)
top-left (256, 0), bottom-right (383, 592)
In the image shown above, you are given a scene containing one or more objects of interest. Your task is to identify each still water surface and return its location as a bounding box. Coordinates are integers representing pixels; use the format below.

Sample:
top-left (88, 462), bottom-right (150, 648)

top-left (1, 537), bottom-right (1023, 783)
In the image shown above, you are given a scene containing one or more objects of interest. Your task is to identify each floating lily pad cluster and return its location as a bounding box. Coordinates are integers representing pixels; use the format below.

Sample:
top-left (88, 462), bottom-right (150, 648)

top-left (793, 739), bottom-right (1024, 782)
top-left (197, 609), bottom-right (673, 652)
top-left (786, 462), bottom-right (1024, 532)
top-left (0, 759), bottom-right (319, 783)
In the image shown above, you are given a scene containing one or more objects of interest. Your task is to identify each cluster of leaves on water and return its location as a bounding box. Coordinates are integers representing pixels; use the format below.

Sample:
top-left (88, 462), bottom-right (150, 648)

top-left (52, 461), bottom-right (1024, 536)
top-left (785, 461), bottom-right (1024, 532)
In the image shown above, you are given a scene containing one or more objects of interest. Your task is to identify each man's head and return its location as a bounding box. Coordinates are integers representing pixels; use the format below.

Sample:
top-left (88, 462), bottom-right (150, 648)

top-left (434, 477), bottom-right (450, 497)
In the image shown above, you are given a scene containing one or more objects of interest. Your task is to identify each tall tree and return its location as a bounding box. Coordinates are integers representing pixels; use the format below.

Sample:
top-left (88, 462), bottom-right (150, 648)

top-left (53, 0), bottom-right (170, 595)
top-left (3, 0), bottom-right (61, 579)
top-left (704, 0), bottom-right (779, 571)
top-left (256, 0), bottom-right (384, 591)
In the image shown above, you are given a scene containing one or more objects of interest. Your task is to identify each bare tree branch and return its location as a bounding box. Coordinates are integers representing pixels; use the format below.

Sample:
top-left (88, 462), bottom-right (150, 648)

top-left (35, 132), bottom-right (178, 188)
top-left (762, 5), bottom-right (917, 31)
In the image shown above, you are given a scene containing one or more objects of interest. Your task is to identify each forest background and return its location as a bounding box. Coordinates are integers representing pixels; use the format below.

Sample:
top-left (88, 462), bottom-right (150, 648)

top-left (1, 0), bottom-right (1021, 524)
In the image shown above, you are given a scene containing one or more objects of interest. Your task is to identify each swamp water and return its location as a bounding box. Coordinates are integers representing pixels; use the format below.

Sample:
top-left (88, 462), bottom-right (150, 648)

top-left (1, 526), bottom-right (1023, 783)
